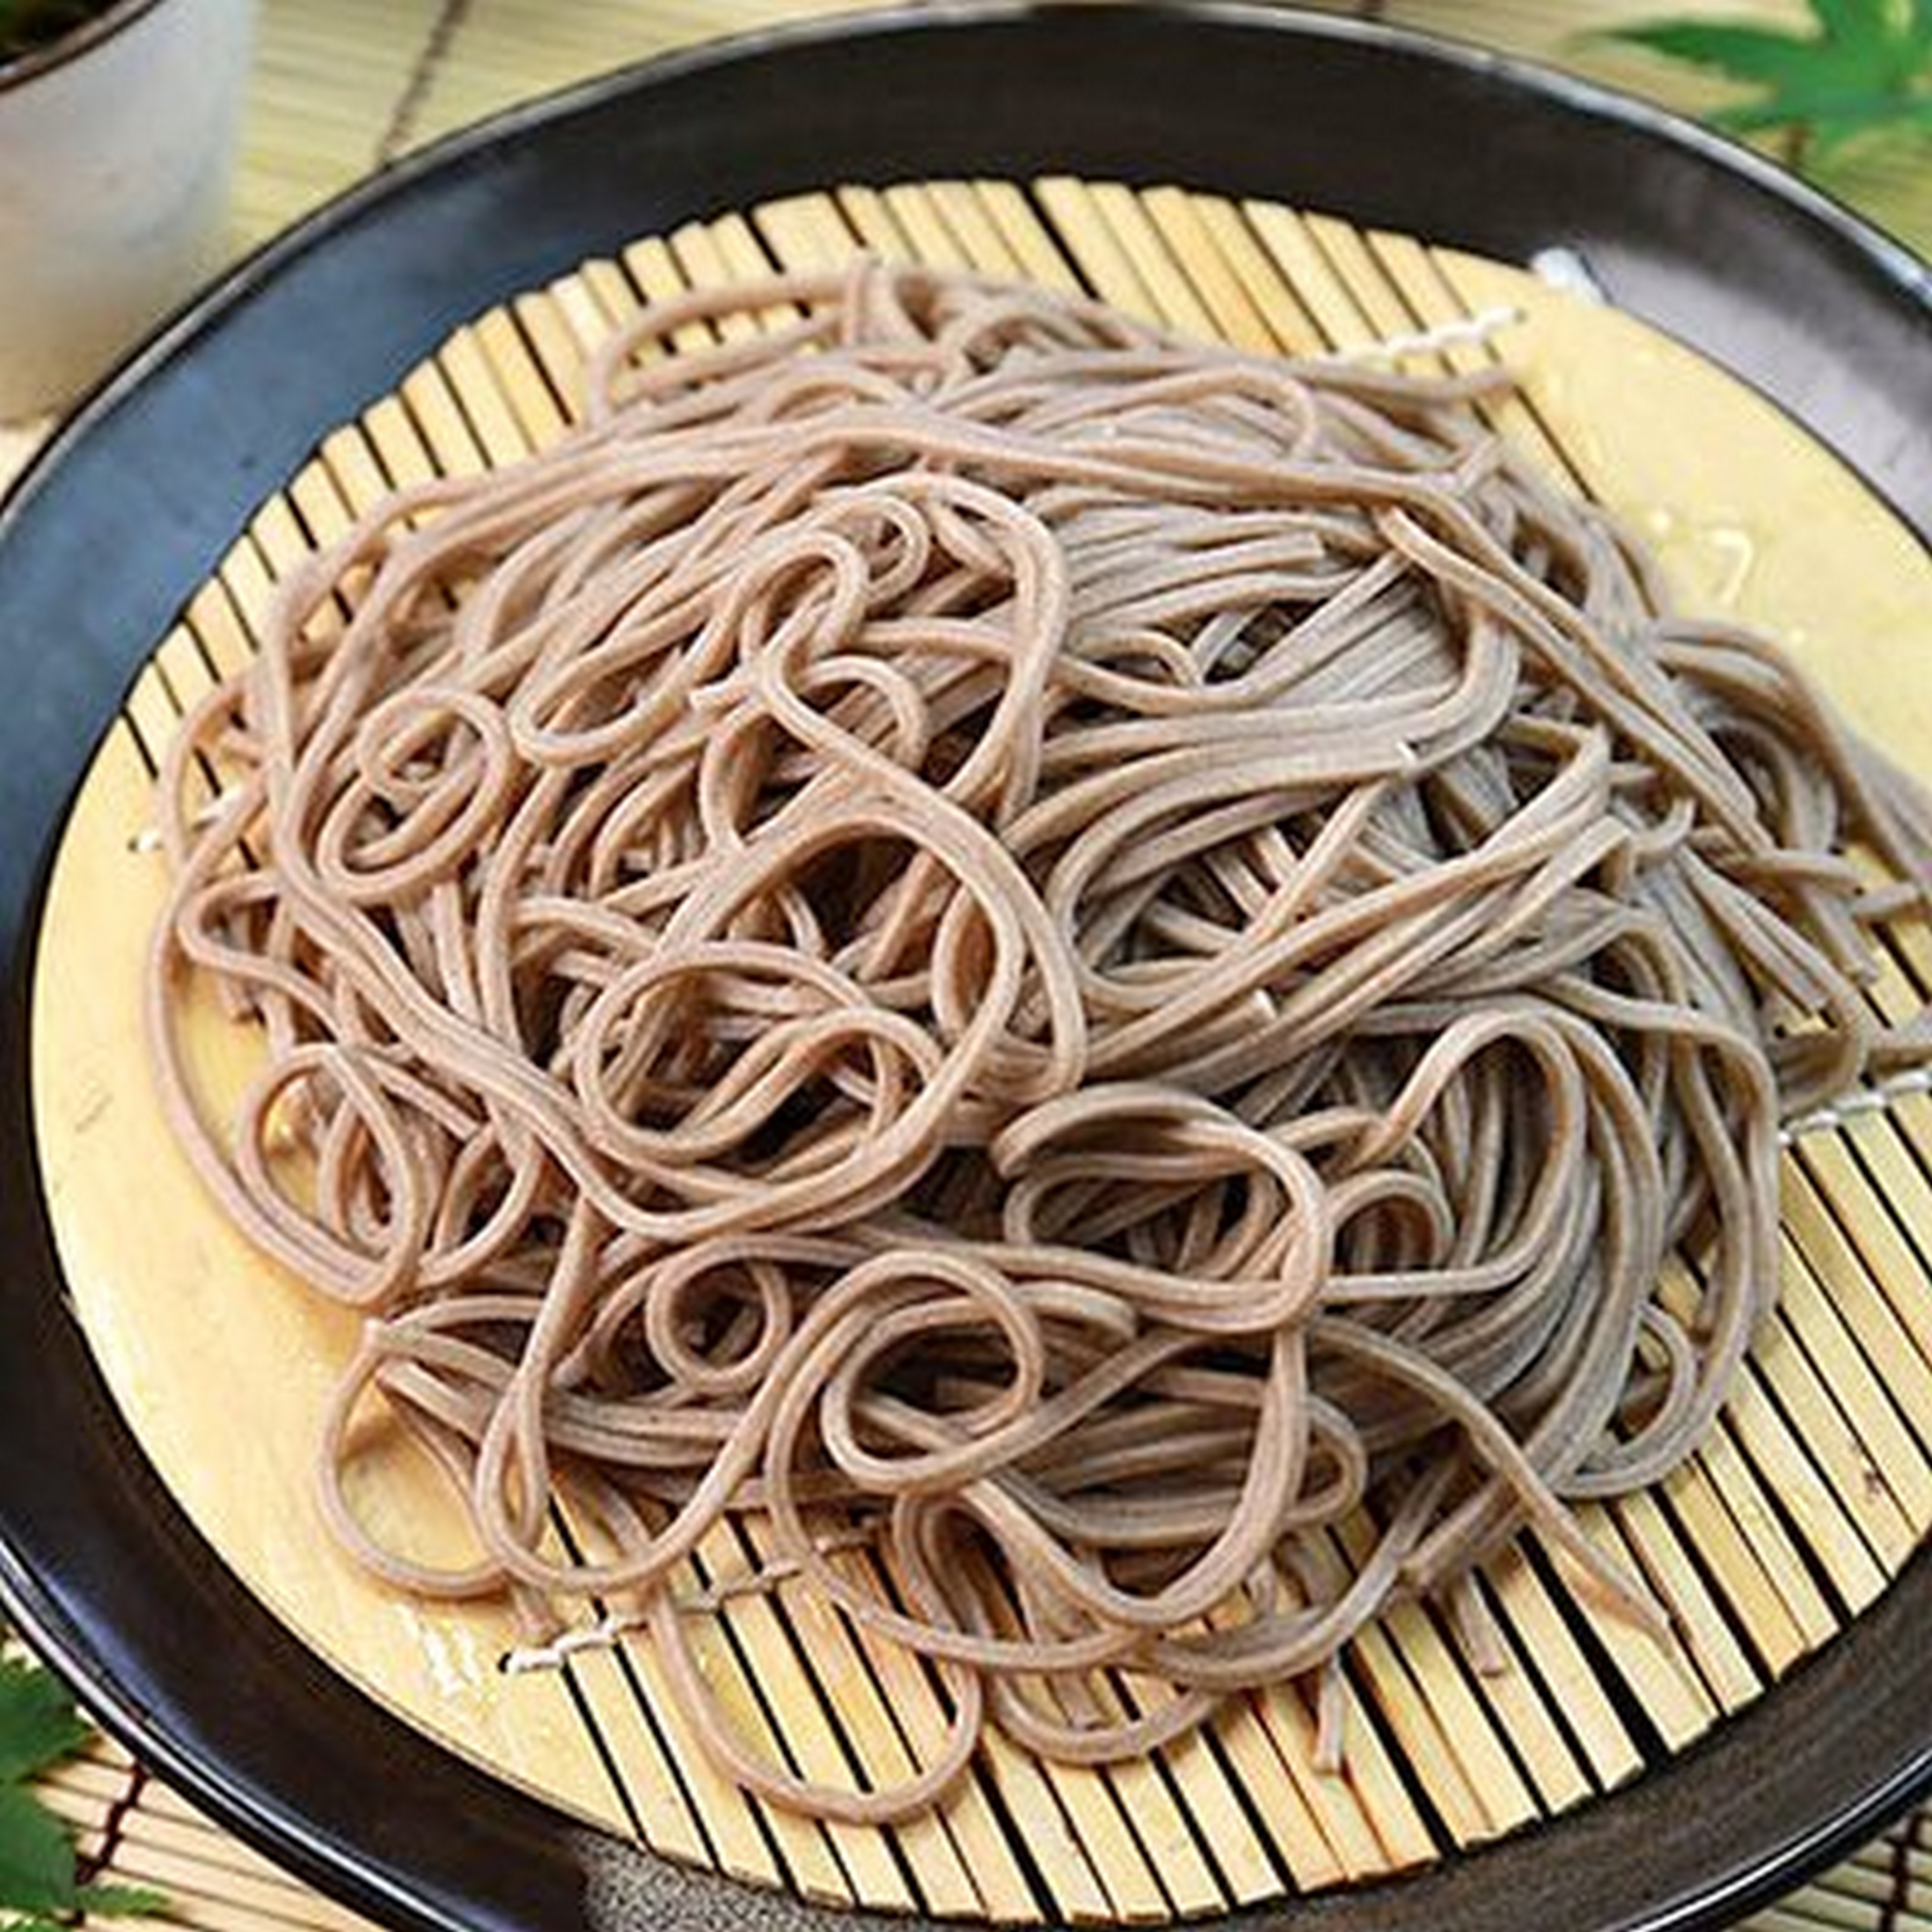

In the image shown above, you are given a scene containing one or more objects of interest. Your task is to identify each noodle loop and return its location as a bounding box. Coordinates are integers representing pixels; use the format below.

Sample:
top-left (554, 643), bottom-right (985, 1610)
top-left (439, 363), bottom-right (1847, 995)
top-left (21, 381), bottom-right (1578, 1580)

top-left (148, 260), bottom-right (1932, 1820)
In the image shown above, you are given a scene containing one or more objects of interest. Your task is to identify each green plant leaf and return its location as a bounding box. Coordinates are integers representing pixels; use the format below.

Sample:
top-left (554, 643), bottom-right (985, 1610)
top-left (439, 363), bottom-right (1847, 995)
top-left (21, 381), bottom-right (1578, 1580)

top-left (0, 1635), bottom-right (169, 1924)
top-left (1813, 0), bottom-right (1896, 39)
top-left (0, 1784), bottom-right (75, 1916)
top-left (1601, 0), bottom-right (1932, 172)
top-left (0, 1658), bottom-right (89, 1785)
top-left (1601, 20), bottom-right (1823, 84)
top-left (74, 1879), bottom-right (171, 1918)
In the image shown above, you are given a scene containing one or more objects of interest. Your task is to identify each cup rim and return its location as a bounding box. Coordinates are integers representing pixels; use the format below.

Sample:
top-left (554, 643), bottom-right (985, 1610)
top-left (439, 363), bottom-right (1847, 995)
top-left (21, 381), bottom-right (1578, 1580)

top-left (0, 0), bottom-right (173, 95)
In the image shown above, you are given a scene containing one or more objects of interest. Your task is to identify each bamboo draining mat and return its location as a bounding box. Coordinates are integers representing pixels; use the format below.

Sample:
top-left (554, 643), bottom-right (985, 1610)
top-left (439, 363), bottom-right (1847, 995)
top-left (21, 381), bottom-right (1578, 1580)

top-left (25, 163), bottom-right (1932, 1928)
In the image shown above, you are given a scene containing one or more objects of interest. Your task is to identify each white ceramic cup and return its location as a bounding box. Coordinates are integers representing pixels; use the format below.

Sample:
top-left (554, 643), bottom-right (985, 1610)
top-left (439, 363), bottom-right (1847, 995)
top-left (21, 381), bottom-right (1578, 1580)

top-left (0, 0), bottom-right (255, 421)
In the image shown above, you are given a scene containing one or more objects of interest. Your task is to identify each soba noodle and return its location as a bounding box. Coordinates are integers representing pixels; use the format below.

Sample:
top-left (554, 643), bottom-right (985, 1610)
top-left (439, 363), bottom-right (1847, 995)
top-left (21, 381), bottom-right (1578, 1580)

top-left (147, 259), bottom-right (1932, 1820)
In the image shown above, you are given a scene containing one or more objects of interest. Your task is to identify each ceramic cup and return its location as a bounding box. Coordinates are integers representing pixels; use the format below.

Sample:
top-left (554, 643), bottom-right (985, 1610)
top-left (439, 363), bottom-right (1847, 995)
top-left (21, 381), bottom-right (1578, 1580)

top-left (0, 0), bottom-right (254, 421)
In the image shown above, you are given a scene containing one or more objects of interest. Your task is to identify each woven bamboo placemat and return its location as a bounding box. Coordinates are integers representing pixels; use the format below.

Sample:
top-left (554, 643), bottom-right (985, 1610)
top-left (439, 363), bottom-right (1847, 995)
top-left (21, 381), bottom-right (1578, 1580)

top-left (9, 3), bottom-right (1932, 1929)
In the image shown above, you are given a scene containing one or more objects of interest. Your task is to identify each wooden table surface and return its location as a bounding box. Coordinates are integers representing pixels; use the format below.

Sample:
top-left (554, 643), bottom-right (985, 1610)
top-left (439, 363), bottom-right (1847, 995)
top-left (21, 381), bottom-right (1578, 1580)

top-left (6, 5), bottom-right (1932, 1931)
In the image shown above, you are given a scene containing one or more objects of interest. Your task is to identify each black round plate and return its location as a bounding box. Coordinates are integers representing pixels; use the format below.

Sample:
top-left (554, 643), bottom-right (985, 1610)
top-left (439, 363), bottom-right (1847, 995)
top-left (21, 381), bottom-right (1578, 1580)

top-left (3, 8), bottom-right (1930, 1930)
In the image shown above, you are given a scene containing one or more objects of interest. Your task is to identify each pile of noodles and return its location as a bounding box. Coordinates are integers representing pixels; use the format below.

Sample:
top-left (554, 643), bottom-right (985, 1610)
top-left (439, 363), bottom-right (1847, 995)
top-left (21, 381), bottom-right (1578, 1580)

top-left (148, 259), bottom-right (1932, 1820)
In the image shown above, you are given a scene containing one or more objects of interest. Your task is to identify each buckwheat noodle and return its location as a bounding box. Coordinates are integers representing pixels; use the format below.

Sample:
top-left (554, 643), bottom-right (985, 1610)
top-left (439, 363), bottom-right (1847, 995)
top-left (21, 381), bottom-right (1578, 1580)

top-left (148, 259), bottom-right (1932, 1823)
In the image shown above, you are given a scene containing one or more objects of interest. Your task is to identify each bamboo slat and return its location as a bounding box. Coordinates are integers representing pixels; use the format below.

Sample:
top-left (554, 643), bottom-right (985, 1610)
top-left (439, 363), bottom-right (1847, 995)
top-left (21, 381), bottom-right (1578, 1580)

top-left (28, 179), bottom-right (1932, 1927)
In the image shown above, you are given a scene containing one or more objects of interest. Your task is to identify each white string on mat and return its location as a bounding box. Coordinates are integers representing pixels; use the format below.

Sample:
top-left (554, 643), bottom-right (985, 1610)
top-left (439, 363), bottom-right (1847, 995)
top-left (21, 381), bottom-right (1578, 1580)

top-left (1779, 1065), bottom-right (1932, 1144)
top-left (128, 786), bottom-right (246, 854)
top-left (500, 1527), bottom-right (878, 1677)
top-left (1320, 303), bottom-right (1523, 365)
